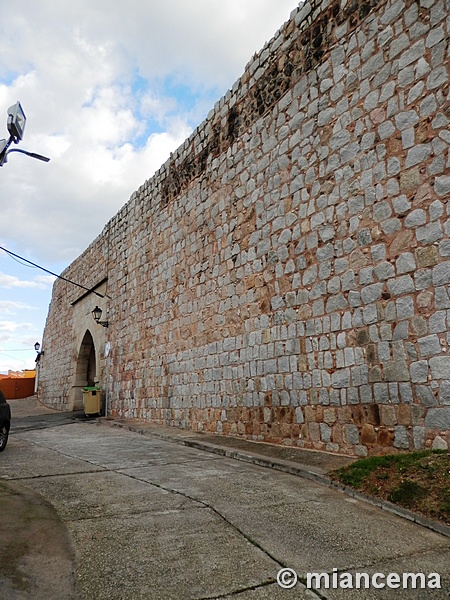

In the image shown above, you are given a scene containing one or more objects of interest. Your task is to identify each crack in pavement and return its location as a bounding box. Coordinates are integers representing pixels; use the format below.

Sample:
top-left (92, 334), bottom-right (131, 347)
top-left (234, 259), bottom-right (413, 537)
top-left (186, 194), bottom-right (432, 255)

top-left (9, 429), bottom-right (448, 600)
top-left (120, 469), bottom-right (327, 600)
top-left (10, 434), bottom-right (297, 597)
top-left (194, 578), bottom-right (275, 599)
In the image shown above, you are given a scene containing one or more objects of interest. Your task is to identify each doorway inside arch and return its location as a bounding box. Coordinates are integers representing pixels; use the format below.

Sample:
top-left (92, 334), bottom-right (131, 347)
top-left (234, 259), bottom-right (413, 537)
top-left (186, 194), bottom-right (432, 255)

top-left (72, 330), bottom-right (97, 410)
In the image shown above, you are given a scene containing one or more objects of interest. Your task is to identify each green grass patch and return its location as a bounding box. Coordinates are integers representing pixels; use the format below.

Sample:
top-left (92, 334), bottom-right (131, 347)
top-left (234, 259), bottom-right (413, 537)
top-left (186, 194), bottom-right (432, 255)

top-left (332, 449), bottom-right (446, 489)
top-left (388, 481), bottom-right (427, 507)
top-left (331, 449), bottom-right (450, 525)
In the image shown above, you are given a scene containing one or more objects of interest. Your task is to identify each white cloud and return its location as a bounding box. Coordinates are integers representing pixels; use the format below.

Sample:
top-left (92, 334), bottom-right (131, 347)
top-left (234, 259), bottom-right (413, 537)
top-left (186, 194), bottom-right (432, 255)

top-left (0, 320), bottom-right (34, 335)
top-left (0, 355), bottom-right (31, 374)
top-left (34, 275), bottom-right (56, 286)
top-left (0, 0), bottom-right (300, 372)
top-left (0, 0), bottom-right (299, 265)
top-left (0, 320), bottom-right (41, 373)
top-left (0, 272), bottom-right (48, 289)
top-left (0, 300), bottom-right (36, 315)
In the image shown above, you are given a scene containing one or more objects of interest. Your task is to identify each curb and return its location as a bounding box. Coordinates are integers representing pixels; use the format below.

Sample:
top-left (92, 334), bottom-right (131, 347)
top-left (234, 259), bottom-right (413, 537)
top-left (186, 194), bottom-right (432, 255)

top-left (101, 418), bottom-right (450, 540)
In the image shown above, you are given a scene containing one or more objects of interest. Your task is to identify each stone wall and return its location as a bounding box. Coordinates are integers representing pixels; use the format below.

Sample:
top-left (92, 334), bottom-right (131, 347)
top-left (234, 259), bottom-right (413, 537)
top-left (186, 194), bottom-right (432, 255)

top-left (39, 0), bottom-right (450, 456)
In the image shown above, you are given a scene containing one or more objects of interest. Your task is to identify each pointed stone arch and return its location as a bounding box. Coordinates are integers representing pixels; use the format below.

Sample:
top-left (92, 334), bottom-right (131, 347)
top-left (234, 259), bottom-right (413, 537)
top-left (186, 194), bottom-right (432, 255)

top-left (71, 329), bottom-right (97, 410)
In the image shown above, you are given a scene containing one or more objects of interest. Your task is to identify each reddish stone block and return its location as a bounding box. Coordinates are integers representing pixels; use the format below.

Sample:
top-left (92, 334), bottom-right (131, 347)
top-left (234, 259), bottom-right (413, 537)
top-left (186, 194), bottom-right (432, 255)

top-left (397, 404), bottom-right (411, 426)
top-left (361, 424), bottom-right (376, 445)
top-left (377, 429), bottom-right (394, 448)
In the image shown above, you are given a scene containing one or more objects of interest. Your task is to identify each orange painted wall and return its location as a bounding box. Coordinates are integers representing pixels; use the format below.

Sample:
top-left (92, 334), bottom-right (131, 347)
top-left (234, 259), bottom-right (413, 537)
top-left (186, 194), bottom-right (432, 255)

top-left (0, 377), bottom-right (35, 399)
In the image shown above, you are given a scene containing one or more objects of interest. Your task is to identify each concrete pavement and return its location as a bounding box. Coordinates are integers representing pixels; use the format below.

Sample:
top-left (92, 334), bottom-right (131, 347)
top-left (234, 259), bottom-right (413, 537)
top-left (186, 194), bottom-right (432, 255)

top-left (106, 416), bottom-right (450, 539)
top-left (0, 398), bottom-right (82, 600)
top-left (1, 396), bottom-right (450, 599)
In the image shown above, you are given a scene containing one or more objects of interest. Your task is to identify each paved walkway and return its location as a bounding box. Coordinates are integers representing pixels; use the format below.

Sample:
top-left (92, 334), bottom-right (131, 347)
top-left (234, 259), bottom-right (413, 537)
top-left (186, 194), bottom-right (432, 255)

top-left (105, 415), bottom-right (450, 538)
top-left (105, 416), bottom-right (354, 472)
top-left (0, 398), bottom-right (450, 600)
top-left (0, 397), bottom-right (81, 599)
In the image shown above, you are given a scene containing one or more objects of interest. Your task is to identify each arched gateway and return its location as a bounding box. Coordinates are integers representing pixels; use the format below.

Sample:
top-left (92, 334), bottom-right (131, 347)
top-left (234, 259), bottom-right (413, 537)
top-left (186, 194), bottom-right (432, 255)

top-left (71, 330), bottom-right (97, 410)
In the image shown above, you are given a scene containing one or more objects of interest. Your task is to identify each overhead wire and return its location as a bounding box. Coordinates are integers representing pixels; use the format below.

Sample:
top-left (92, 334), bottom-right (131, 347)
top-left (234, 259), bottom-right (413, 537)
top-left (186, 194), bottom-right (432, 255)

top-left (0, 245), bottom-right (108, 299)
top-left (2, 250), bottom-right (38, 269)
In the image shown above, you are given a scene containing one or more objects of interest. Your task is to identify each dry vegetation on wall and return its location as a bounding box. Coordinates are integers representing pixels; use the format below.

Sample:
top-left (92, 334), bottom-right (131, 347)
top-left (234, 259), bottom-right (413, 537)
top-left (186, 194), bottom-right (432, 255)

top-left (161, 0), bottom-right (383, 206)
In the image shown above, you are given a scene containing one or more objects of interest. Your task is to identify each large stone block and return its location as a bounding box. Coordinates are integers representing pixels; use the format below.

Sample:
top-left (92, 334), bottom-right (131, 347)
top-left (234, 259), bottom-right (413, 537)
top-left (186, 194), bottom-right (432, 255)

top-left (383, 360), bottom-right (410, 382)
top-left (381, 405), bottom-right (397, 427)
top-left (361, 423), bottom-right (376, 445)
top-left (425, 408), bottom-right (450, 430)
top-left (344, 424), bottom-right (359, 446)
top-left (429, 357), bottom-right (450, 379)
top-left (394, 426), bottom-right (410, 449)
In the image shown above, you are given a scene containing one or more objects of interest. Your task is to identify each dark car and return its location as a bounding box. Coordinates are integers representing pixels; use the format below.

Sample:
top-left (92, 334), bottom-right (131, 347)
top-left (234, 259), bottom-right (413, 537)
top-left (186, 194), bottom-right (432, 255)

top-left (0, 390), bottom-right (11, 452)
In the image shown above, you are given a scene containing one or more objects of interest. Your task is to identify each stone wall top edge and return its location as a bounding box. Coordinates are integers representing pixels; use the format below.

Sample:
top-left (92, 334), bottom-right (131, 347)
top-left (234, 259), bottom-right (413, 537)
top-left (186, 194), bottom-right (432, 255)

top-left (148, 0), bottom-right (359, 185)
top-left (61, 2), bottom-right (312, 273)
top-left (62, 0), bottom-right (360, 278)
top-left (130, 2), bottom-right (312, 186)
top-left (59, 226), bottom-right (106, 284)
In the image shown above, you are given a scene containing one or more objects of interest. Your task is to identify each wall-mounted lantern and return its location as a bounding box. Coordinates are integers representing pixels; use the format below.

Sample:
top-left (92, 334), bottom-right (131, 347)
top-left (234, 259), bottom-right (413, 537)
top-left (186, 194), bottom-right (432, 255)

top-left (0, 102), bottom-right (50, 167)
top-left (34, 341), bottom-right (44, 363)
top-left (92, 306), bottom-right (109, 328)
top-left (34, 341), bottom-right (44, 355)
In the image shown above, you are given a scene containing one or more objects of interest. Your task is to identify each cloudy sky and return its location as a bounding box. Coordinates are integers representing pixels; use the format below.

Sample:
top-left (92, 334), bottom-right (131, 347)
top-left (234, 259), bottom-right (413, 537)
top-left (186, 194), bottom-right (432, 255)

top-left (0, 0), bottom-right (300, 373)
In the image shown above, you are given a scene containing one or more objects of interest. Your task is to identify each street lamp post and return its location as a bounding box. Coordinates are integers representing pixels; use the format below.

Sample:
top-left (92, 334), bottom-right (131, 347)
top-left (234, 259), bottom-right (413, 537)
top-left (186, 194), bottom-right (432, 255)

top-left (0, 102), bottom-right (50, 167)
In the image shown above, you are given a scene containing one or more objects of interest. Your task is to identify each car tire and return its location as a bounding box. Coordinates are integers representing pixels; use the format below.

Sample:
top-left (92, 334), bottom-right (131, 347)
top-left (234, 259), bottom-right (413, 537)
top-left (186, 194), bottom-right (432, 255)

top-left (0, 423), bottom-right (9, 452)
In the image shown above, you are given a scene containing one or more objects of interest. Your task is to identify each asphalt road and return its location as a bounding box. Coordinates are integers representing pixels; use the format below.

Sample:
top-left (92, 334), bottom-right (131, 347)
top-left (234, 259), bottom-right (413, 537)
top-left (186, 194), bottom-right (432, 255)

top-left (1, 400), bottom-right (450, 599)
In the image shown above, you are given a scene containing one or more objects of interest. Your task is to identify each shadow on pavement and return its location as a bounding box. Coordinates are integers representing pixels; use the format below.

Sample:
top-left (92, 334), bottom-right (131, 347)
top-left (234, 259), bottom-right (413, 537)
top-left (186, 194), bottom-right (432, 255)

top-left (0, 479), bottom-right (81, 600)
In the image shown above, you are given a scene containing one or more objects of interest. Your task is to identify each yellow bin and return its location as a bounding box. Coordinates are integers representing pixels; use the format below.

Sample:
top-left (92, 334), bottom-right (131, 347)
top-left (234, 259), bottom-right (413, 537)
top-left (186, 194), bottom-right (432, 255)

top-left (82, 387), bottom-right (102, 416)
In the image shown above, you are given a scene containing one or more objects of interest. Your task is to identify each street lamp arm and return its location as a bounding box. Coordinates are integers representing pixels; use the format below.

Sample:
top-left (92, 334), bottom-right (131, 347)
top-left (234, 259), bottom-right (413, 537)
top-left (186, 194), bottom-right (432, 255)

top-left (5, 148), bottom-right (50, 162)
